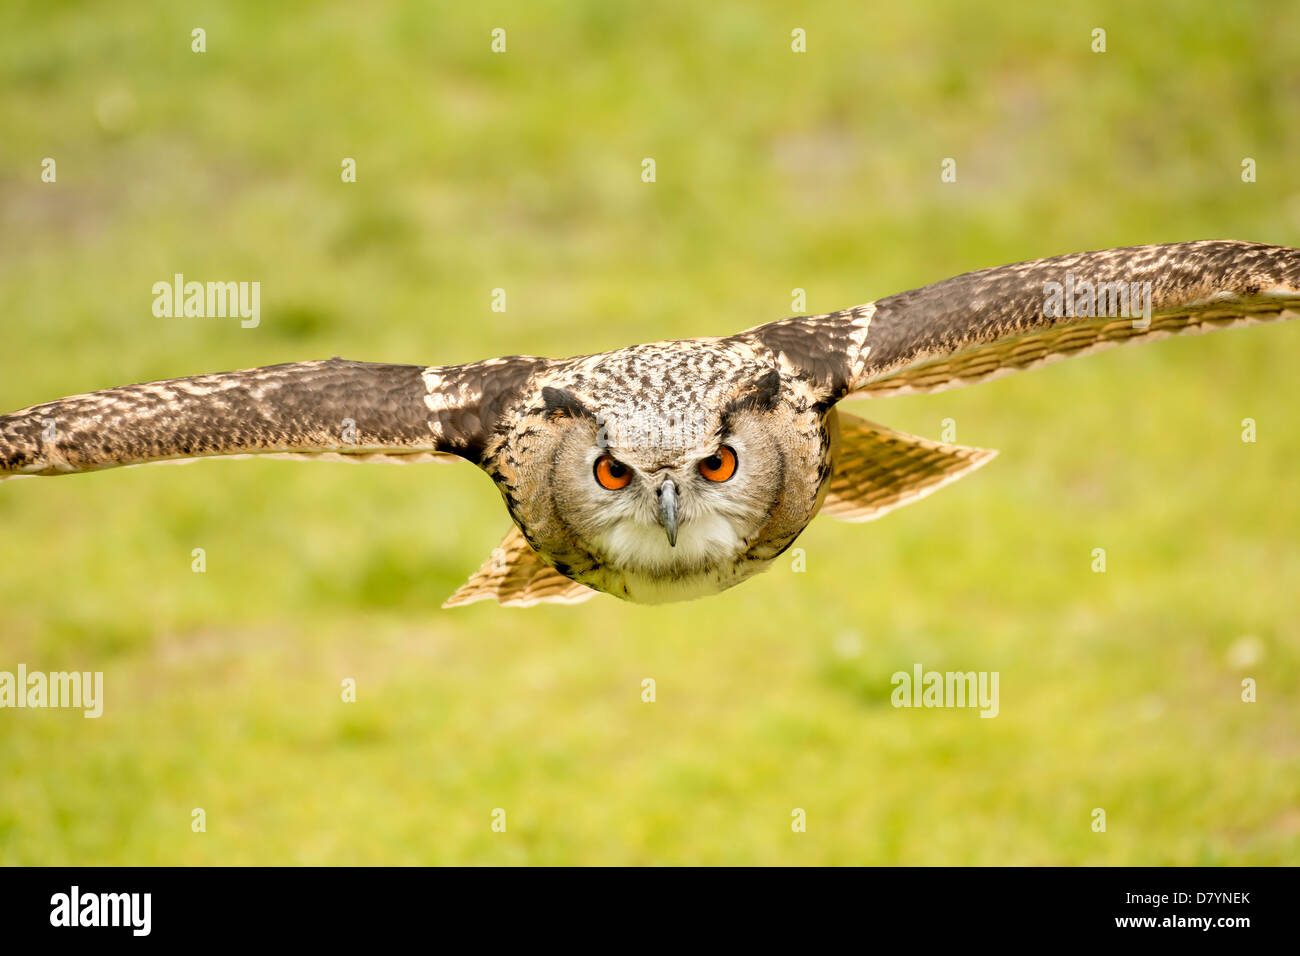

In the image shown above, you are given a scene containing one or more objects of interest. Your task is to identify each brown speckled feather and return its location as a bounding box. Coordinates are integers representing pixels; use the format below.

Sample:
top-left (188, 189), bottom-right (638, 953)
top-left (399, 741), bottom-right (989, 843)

top-left (0, 356), bottom-right (547, 478)
top-left (821, 412), bottom-right (996, 522)
top-left (858, 240), bottom-right (1300, 395)
top-left (443, 526), bottom-right (596, 608)
top-left (743, 241), bottom-right (1300, 400)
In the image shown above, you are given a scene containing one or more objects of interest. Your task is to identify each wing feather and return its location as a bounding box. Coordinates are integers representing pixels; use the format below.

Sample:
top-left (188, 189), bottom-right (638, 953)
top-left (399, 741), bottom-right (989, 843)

top-left (0, 355), bottom-right (546, 478)
top-left (855, 240), bottom-right (1300, 395)
top-left (740, 241), bottom-right (1300, 401)
top-left (442, 527), bottom-right (597, 608)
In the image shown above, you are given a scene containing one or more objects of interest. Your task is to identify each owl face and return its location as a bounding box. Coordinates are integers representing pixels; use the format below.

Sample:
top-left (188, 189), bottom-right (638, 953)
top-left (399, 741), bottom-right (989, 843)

top-left (495, 365), bottom-right (834, 603)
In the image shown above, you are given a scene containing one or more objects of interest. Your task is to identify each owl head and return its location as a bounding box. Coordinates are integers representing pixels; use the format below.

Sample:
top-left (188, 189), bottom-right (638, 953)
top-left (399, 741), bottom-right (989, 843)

top-left (494, 361), bottom-right (833, 602)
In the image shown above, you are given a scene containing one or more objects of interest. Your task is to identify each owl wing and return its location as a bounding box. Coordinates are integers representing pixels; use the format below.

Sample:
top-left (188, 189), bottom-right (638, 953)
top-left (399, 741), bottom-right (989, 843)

top-left (821, 411), bottom-right (996, 522)
top-left (0, 355), bottom-right (547, 478)
top-left (442, 526), bottom-right (598, 608)
top-left (743, 241), bottom-right (1300, 401)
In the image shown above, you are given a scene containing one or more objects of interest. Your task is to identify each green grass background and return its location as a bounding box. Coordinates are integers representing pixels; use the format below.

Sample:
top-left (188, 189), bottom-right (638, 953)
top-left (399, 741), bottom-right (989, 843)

top-left (1, 0), bottom-right (1298, 864)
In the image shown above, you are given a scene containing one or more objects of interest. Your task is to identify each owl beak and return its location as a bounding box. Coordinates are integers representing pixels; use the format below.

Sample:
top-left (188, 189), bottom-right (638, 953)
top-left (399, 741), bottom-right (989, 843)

top-left (656, 478), bottom-right (679, 547)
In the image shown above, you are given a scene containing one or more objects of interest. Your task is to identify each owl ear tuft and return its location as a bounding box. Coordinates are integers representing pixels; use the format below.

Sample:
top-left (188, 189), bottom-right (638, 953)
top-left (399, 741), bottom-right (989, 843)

top-left (541, 386), bottom-right (594, 421)
top-left (725, 368), bottom-right (782, 414)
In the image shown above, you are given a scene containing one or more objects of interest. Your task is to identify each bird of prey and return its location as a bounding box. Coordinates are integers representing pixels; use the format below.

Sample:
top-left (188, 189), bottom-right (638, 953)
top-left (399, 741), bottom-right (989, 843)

top-left (2, 240), bottom-right (1297, 607)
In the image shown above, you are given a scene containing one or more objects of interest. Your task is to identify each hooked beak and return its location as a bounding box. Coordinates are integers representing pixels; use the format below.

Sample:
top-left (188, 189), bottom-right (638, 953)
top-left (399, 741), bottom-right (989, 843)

top-left (657, 478), bottom-right (679, 547)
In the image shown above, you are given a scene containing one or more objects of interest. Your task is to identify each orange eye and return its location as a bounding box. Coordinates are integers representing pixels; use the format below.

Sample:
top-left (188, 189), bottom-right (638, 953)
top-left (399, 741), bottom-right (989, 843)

top-left (594, 455), bottom-right (632, 490)
top-left (699, 445), bottom-right (737, 482)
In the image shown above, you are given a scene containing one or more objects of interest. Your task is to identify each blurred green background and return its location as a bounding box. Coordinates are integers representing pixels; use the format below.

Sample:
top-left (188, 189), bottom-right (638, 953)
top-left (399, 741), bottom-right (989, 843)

top-left (2, 0), bottom-right (1298, 865)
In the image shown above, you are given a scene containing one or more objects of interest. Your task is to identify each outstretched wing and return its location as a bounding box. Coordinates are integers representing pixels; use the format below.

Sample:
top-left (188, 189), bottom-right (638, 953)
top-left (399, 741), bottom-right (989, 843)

top-left (743, 241), bottom-right (1300, 401)
top-left (0, 355), bottom-right (546, 478)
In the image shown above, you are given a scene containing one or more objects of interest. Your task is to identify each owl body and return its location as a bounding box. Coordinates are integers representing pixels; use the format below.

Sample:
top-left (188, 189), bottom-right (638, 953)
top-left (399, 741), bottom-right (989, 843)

top-left (484, 339), bottom-right (836, 602)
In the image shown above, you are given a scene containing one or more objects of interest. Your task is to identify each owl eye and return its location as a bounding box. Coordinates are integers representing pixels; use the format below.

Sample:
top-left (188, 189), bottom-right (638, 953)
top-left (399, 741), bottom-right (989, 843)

top-left (593, 455), bottom-right (633, 490)
top-left (698, 445), bottom-right (738, 482)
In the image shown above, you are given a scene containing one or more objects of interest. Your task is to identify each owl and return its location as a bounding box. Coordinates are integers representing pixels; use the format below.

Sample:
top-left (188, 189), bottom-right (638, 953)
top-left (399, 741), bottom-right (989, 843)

top-left (3, 240), bottom-right (1297, 606)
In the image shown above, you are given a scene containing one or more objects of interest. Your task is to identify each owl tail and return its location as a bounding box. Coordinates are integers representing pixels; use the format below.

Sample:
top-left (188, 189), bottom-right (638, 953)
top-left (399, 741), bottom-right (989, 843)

top-left (443, 526), bottom-right (597, 608)
top-left (820, 411), bottom-right (997, 523)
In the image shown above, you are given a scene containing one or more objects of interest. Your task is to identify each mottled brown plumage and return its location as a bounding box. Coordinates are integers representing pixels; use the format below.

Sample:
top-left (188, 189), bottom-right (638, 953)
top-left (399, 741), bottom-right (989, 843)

top-left (3, 240), bottom-right (1297, 605)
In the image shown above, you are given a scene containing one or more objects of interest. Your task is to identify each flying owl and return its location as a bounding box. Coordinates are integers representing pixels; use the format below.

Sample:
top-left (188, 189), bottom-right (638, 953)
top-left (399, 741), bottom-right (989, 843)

top-left (3, 240), bottom-right (1297, 606)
